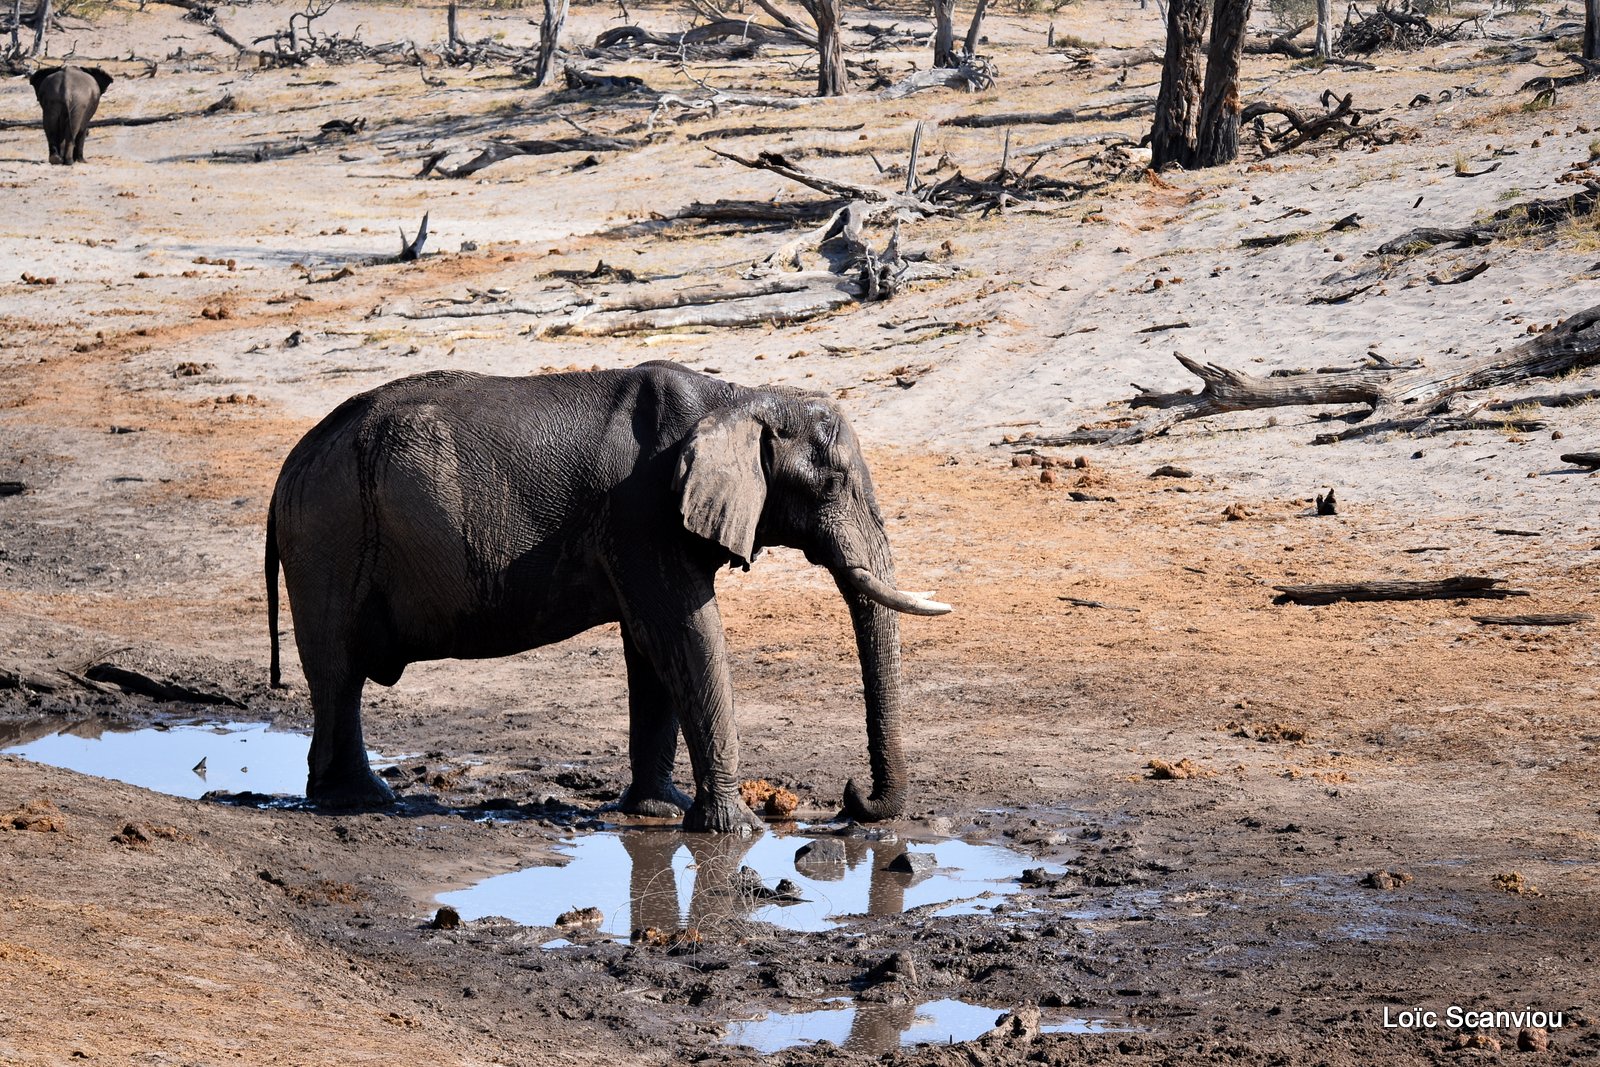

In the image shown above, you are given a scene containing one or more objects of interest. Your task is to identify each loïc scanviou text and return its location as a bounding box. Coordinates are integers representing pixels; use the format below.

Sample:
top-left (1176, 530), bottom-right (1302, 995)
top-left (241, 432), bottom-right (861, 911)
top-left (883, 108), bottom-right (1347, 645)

top-left (1382, 1007), bottom-right (1565, 1030)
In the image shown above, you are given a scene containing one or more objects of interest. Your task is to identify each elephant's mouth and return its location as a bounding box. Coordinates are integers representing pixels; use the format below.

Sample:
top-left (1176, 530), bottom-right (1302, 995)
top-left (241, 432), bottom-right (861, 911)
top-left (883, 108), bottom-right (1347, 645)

top-left (840, 566), bottom-right (952, 616)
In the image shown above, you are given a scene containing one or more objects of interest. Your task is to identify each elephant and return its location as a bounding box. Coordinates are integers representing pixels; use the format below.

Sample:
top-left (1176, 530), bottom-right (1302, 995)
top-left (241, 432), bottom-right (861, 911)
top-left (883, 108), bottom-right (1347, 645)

top-left (265, 361), bottom-right (951, 832)
top-left (30, 65), bottom-right (113, 165)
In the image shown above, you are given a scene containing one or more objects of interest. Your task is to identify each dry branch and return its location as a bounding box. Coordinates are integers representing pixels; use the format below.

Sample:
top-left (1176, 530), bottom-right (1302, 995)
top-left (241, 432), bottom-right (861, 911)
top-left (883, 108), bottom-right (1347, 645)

top-left (1023, 303), bottom-right (1600, 446)
top-left (945, 95), bottom-right (1155, 129)
top-left (1240, 89), bottom-right (1393, 154)
top-left (1560, 451), bottom-right (1600, 469)
top-left (1273, 577), bottom-right (1529, 605)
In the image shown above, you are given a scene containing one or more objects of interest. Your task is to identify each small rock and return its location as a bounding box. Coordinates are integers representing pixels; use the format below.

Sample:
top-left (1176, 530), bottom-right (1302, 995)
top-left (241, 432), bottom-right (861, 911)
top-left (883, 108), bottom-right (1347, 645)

top-left (795, 838), bottom-right (847, 871)
top-left (1222, 502), bottom-right (1250, 521)
top-left (430, 906), bottom-right (462, 930)
top-left (885, 851), bottom-right (936, 875)
top-left (1074, 456), bottom-right (1089, 468)
top-left (864, 951), bottom-right (919, 986)
top-left (1020, 867), bottom-right (1066, 887)
top-left (1518, 1028), bottom-right (1549, 1052)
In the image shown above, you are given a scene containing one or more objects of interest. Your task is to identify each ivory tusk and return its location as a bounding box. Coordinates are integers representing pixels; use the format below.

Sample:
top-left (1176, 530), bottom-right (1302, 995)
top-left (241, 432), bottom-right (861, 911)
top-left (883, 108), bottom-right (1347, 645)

top-left (844, 567), bottom-right (953, 616)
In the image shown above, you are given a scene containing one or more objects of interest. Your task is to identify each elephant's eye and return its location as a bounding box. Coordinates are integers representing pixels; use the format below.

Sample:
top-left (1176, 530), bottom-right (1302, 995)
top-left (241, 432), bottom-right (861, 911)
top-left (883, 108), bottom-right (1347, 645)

top-left (823, 471), bottom-right (847, 496)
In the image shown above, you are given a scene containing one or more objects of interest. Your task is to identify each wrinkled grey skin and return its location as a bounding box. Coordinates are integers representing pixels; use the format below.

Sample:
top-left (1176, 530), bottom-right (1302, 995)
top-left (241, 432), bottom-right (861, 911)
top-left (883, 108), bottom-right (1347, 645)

top-left (30, 66), bottom-right (113, 165)
top-left (266, 362), bottom-right (921, 833)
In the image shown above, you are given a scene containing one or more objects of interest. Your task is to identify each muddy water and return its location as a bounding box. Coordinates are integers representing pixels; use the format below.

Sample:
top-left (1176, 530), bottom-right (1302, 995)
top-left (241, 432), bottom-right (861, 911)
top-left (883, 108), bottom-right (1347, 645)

top-left (438, 827), bottom-right (1061, 937)
top-left (1, 718), bottom-right (362, 799)
top-left (724, 997), bottom-right (1121, 1054)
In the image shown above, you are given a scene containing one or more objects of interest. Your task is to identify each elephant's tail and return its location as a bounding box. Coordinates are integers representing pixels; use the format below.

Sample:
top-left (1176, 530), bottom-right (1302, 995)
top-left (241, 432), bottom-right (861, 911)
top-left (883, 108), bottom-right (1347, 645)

top-left (266, 499), bottom-right (284, 689)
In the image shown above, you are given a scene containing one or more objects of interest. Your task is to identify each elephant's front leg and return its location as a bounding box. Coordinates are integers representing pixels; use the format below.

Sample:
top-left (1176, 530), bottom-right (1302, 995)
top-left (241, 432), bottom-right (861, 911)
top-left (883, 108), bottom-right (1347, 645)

top-left (620, 577), bottom-right (762, 834)
top-left (614, 627), bottom-right (695, 818)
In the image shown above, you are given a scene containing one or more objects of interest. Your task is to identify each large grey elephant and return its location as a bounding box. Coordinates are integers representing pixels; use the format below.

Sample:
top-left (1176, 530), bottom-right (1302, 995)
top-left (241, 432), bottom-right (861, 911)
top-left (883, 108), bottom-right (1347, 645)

top-left (30, 66), bottom-right (113, 165)
top-left (265, 362), bottom-right (950, 832)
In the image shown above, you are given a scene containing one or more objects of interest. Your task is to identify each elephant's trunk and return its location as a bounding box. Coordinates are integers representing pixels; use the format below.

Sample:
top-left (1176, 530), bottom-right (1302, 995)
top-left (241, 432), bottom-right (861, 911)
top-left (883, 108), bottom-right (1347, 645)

top-left (832, 541), bottom-right (914, 823)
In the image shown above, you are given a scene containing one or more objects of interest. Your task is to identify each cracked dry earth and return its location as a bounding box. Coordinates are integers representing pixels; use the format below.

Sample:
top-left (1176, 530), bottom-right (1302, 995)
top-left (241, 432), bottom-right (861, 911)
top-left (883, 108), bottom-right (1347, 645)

top-left (4, 0), bottom-right (1600, 1063)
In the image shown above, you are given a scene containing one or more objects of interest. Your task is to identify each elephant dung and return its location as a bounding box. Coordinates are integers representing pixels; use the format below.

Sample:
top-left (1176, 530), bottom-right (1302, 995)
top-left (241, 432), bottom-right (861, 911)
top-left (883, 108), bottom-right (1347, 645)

top-left (554, 905), bottom-right (604, 929)
top-left (794, 838), bottom-right (848, 878)
top-left (739, 778), bottom-right (799, 819)
top-left (429, 906), bottom-right (462, 930)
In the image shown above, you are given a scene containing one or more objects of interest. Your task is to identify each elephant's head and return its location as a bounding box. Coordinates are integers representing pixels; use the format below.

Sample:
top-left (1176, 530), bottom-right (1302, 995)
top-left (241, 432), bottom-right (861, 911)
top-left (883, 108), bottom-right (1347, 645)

top-left (675, 389), bottom-right (950, 823)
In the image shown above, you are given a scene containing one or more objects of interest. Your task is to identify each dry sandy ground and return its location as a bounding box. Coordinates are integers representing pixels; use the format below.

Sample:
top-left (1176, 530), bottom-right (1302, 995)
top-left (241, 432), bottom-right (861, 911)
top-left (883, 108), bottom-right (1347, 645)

top-left (2, 0), bottom-right (1600, 1063)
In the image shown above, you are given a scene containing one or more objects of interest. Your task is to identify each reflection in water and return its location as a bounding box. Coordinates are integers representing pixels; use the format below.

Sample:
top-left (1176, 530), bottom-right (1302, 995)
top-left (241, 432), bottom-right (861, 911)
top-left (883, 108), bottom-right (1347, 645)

top-left (438, 828), bottom-right (1059, 936)
top-left (725, 997), bottom-right (1122, 1053)
top-left (2, 720), bottom-right (320, 799)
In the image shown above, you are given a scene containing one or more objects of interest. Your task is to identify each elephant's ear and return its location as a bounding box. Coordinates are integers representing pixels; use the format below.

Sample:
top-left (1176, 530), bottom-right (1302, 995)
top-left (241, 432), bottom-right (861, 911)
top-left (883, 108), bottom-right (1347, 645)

top-left (674, 410), bottom-right (766, 565)
top-left (29, 68), bottom-right (59, 90)
top-left (84, 68), bottom-right (113, 93)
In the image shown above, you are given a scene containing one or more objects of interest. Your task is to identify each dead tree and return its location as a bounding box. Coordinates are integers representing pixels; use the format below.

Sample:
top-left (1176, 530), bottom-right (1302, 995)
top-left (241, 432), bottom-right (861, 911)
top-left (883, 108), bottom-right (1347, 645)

top-left (28, 0), bottom-right (48, 56)
top-left (533, 0), bottom-right (568, 87)
top-left (933, 0), bottom-right (957, 67)
top-left (801, 0), bottom-right (845, 95)
top-left (1151, 0), bottom-right (1253, 168)
top-left (1315, 0), bottom-right (1332, 57)
top-left (1151, 0), bottom-right (1207, 168)
top-left (1587, 0), bottom-right (1599, 61)
top-left (1193, 0), bottom-right (1253, 167)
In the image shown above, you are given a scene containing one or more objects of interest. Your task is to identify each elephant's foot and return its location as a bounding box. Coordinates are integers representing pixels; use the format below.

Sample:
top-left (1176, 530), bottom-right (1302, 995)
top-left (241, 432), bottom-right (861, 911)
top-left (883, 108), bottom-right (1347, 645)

top-left (307, 767), bottom-right (396, 810)
top-left (683, 794), bottom-right (764, 835)
top-left (611, 781), bottom-right (696, 818)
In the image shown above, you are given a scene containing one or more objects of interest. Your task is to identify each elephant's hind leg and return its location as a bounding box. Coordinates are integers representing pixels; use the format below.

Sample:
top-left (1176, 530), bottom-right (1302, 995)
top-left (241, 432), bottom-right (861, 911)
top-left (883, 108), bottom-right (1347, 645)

top-left (613, 627), bottom-right (695, 817)
top-left (304, 658), bottom-right (394, 808)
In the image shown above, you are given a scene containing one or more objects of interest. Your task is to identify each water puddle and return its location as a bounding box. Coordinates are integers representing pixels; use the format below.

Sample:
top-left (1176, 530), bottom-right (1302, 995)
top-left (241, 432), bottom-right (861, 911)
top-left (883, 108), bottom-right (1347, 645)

top-left (437, 827), bottom-right (1060, 937)
top-left (3, 718), bottom-right (336, 800)
top-left (724, 997), bottom-right (1119, 1054)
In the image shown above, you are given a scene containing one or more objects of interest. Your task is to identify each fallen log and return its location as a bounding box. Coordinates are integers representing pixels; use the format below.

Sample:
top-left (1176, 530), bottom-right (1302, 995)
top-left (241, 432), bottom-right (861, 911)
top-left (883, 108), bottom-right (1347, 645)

top-left (83, 663), bottom-right (247, 708)
top-left (1375, 227), bottom-right (1493, 255)
top-left (1559, 451), bottom-right (1600, 469)
top-left (945, 95), bottom-right (1155, 129)
top-left (1272, 577), bottom-right (1529, 606)
top-left (1472, 613), bottom-right (1592, 626)
top-left (0, 481), bottom-right (25, 496)
top-left (1022, 302), bottom-right (1600, 446)
top-left (425, 134), bottom-right (641, 178)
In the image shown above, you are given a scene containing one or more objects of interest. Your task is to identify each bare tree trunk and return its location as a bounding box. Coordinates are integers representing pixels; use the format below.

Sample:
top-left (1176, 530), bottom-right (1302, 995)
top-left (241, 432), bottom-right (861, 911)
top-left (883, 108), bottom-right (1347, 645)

top-left (811, 0), bottom-right (846, 95)
top-left (932, 0), bottom-right (957, 67)
top-left (962, 0), bottom-right (989, 55)
top-left (28, 0), bottom-right (50, 56)
top-left (1315, 0), bottom-right (1332, 58)
top-left (10, 0), bottom-right (21, 55)
top-left (534, 0), bottom-right (568, 87)
top-left (447, 0), bottom-right (460, 48)
top-left (1192, 0), bottom-right (1251, 168)
top-left (1586, 0), bottom-right (1599, 61)
top-left (1149, 0), bottom-right (1207, 168)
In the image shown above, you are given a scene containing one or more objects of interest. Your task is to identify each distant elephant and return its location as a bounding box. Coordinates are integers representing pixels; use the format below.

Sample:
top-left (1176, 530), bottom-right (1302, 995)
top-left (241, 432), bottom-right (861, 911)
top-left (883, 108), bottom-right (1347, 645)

top-left (30, 65), bottom-right (113, 165)
top-left (265, 362), bottom-right (951, 832)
